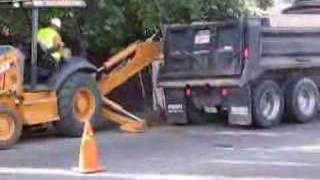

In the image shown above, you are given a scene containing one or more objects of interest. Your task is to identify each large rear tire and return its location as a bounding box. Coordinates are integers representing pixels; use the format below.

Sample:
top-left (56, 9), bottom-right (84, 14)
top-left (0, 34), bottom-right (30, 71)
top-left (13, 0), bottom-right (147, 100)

top-left (252, 80), bottom-right (284, 128)
top-left (286, 78), bottom-right (319, 123)
top-left (55, 72), bottom-right (101, 137)
top-left (0, 106), bottom-right (22, 150)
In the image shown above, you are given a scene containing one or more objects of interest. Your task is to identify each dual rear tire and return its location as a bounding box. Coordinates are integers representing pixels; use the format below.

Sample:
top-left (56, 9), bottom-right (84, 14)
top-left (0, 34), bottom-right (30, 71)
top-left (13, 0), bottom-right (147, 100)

top-left (252, 78), bottom-right (319, 128)
top-left (286, 78), bottom-right (319, 124)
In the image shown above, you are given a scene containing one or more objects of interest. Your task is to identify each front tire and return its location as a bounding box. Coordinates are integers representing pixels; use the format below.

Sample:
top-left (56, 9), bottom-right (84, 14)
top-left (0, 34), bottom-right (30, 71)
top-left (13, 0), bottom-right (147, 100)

top-left (252, 80), bottom-right (284, 128)
top-left (55, 72), bottom-right (101, 137)
top-left (286, 78), bottom-right (319, 123)
top-left (0, 106), bottom-right (22, 150)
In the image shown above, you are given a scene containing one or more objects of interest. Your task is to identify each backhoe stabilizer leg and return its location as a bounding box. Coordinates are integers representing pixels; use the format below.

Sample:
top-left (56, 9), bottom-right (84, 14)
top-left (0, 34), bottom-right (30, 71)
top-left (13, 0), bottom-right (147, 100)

top-left (101, 108), bottom-right (146, 133)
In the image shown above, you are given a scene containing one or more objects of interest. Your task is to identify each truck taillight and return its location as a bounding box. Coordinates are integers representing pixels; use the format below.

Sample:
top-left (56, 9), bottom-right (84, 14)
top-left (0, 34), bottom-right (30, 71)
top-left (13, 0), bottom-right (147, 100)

top-left (185, 87), bottom-right (192, 97)
top-left (221, 88), bottom-right (229, 97)
top-left (243, 48), bottom-right (249, 60)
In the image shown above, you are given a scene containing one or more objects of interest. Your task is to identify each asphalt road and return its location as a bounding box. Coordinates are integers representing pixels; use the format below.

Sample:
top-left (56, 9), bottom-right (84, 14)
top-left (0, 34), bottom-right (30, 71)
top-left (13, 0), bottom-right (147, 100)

top-left (1, 120), bottom-right (320, 180)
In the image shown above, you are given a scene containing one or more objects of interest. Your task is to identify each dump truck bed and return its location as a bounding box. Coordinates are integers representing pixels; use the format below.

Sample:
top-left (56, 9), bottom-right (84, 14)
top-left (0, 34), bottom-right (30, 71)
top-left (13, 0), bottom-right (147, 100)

top-left (259, 27), bottom-right (320, 70)
top-left (159, 17), bottom-right (320, 88)
top-left (269, 14), bottom-right (320, 27)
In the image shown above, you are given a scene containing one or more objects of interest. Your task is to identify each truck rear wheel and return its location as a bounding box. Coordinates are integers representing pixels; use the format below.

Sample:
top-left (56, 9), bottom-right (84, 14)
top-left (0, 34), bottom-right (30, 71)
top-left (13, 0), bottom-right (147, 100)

top-left (0, 106), bottom-right (22, 150)
top-left (286, 78), bottom-right (319, 123)
top-left (252, 80), bottom-right (284, 128)
top-left (55, 72), bottom-right (101, 137)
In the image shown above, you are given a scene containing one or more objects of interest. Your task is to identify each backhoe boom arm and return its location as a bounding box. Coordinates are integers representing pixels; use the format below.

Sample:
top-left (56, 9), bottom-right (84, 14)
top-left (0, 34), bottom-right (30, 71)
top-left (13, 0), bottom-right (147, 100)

top-left (98, 41), bottom-right (162, 133)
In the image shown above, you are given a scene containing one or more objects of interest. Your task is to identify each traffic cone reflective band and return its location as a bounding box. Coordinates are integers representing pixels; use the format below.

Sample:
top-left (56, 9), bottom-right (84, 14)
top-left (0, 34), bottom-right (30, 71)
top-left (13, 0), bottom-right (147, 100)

top-left (75, 120), bottom-right (105, 174)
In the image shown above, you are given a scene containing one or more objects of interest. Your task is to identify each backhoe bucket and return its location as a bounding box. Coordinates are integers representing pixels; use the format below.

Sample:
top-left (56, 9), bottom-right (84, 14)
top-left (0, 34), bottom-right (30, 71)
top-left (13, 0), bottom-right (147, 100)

top-left (101, 98), bottom-right (146, 133)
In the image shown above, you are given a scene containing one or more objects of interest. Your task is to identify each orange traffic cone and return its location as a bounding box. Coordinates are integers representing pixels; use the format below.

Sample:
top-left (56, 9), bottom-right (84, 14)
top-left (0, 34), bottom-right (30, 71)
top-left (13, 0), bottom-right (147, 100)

top-left (74, 120), bottom-right (105, 174)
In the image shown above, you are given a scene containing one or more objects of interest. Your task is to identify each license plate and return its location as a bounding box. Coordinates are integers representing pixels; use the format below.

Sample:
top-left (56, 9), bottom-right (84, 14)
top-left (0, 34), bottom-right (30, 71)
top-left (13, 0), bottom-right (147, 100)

top-left (204, 107), bottom-right (218, 113)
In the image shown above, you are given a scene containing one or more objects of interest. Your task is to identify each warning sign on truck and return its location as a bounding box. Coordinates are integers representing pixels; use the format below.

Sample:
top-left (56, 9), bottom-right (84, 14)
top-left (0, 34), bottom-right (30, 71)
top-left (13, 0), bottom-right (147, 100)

top-left (194, 30), bottom-right (211, 45)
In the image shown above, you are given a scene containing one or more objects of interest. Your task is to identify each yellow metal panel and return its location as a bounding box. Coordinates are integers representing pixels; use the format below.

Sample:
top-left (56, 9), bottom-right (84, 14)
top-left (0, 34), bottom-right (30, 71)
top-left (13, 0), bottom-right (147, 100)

top-left (0, 97), bottom-right (17, 109)
top-left (19, 92), bottom-right (59, 125)
top-left (0, 49), bottom-right (23, 95)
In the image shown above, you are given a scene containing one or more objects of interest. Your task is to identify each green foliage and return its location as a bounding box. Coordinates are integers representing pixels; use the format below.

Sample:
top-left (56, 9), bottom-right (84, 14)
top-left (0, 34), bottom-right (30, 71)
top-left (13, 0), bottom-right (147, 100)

top-left (79, 0), bottom-right (251, 54)
top-left (256, 0), bottom-right (274, 10)
top-left (0, 0), bottom-right (273, 56)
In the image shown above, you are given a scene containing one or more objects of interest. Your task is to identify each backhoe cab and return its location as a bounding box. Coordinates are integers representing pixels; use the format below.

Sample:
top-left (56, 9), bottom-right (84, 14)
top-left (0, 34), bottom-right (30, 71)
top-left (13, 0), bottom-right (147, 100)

top-left (0, 0), bottom-right (101, 149)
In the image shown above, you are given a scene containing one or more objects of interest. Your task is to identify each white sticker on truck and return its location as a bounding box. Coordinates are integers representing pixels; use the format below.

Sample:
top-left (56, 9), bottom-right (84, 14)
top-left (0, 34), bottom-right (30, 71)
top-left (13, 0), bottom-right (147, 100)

top-left (231, 107), bottom-right (249, 116)
top-left (194, 30), bottom-right (211, 45)
top-left (168, 104), bottom-right (184, 113)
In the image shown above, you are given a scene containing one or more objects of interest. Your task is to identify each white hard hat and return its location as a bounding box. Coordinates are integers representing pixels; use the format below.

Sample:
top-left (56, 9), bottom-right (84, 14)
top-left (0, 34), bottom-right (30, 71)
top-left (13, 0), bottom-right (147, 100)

top-left (50, 18), bottom-right (62, 29)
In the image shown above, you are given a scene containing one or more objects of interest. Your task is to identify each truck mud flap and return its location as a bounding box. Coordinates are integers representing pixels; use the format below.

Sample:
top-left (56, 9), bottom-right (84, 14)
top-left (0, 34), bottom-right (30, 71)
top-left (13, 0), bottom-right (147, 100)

top-left (227, 86), bottom-right (252, 126)
top-left (164, 89), bottom-right (188, 124)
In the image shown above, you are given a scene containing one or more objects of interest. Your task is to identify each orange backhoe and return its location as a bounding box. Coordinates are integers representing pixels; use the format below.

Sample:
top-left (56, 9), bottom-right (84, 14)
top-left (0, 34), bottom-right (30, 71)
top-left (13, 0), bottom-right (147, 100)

top-left (0, 0), bottom-right (162, 149)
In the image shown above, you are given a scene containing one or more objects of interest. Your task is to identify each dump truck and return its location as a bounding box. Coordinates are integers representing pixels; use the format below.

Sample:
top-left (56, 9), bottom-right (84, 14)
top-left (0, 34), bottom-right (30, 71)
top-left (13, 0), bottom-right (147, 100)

top-left (0, 0), bottom-right (161, 149)
top-left (158, 12), bottom-right (320, 128)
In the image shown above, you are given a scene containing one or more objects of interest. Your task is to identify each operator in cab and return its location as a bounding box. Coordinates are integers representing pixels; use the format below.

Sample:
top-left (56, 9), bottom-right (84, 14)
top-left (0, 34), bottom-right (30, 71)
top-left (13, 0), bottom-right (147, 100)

top-left (37, 18), bottom-right (71, 64)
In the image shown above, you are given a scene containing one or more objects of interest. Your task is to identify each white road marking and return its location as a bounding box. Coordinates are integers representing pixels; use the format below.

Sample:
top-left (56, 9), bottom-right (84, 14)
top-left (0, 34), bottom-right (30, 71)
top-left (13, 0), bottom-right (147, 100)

top-left (244, 144), bottom-right (320, 154)
top-left (277, 145), bottom-right (320, 153)
top-left (245, 147), bottom-right (279, 153)
top-left (214, 131), bottom-right (293, 137)
top-left (0, 167), bottom-right (316, 180)
top-left (207, 160), bottom-right (317, 167)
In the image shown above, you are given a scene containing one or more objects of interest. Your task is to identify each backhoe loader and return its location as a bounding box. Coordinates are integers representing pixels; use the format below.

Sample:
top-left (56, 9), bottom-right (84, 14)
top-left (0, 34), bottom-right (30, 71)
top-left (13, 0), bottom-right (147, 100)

top-left (0, 0), bottom-right (162, 149)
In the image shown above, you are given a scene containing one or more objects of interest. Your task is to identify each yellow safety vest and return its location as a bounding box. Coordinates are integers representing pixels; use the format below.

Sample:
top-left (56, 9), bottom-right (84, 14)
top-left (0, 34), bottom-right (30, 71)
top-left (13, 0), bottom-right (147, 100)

top-left (37, 27), bottom-right (62, 62)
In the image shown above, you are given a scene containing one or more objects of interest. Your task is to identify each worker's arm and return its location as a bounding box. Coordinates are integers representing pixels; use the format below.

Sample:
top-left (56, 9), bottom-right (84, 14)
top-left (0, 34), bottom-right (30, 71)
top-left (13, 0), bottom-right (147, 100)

top-left (53, 34), bottom-right (65, 49)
